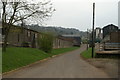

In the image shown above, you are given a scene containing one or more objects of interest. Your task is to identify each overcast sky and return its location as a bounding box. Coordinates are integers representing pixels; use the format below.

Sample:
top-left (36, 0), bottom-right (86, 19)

top-left (0, 0), bottom-right (119, 31)
top-left (44, 0), bottom-right (119, 31)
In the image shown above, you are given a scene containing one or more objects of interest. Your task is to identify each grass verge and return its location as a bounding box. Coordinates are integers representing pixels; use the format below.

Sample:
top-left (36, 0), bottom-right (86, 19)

top-left (80, 48), bottom-right (95, 59)
top-left (2, 47), bottom-right (79, 73)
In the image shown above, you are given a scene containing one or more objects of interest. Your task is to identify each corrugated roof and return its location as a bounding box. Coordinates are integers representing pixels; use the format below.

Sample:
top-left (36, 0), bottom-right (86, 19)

top-left (57, 36), bottom-right (74, 42)
top-left (62, 35), bottom-right (81, 37)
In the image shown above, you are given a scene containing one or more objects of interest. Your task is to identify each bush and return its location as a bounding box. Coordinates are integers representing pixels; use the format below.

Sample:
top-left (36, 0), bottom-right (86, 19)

top-left (38, 33), bottom-right (54, 53)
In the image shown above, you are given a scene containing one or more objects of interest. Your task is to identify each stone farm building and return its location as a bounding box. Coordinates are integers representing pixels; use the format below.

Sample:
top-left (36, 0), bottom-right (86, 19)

top-left (101, 24), bottom-right (120, 50)
top-left (2, 25), bottom-right (75, 49)
top-left (102, 24), bottom-right (119, 43)
top-left (2, 25), bottom-right (39, 48)
top-left (53, 36), bottom-right (74, 48)
top-left (103, 24), bottom-right (119, 39)
top-left (61, 35), bottom-right (81, 47)
top-left (110, 30), bottom-right (120, 43)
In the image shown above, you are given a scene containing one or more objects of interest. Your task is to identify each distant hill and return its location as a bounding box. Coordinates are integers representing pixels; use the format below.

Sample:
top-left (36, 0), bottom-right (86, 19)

top-left (24, 24), bottom-right (87, 39)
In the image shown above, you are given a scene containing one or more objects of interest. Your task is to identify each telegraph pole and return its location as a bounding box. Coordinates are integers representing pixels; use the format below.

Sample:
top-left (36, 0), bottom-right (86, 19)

top-left (92, 3), bottom-right (95, 58)
top-left (87, 29), bottom-right (88, 50)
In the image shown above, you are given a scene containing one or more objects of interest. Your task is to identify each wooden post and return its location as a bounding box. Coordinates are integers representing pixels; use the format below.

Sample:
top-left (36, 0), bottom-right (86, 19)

top-left (92, 3), bottom-right (95, 58)
top-left (87, 29), bottom-right (88, 50)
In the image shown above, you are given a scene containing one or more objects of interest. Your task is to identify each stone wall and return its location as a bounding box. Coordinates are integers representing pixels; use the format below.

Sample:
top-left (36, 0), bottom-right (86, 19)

top-left (7, 27), bottom-right (39, 48)
top-left (53, 38), bottom-right (73, 49)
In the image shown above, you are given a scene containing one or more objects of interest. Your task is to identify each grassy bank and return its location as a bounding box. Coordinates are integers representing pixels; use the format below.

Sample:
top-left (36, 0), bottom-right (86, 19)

top-left (52, 47), bottom-right (79, 55)
top-left (2, 47), bottom-right (79, 73)
top-left (80, 48), bottom-right (95, 59)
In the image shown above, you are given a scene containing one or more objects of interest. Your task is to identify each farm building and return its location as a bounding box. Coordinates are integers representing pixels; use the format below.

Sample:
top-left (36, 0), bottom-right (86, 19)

top-left (2, 25), bottom-right (74, 49)
top-left (110, 30), bottom-right (120, 43)
top-left (61, 35), bottom-right (81, 47)
top-left (53, 36), bottom-right (74, 49)
top-left (2, 25), bottom-right (39, 48)
top-left (103, 24), bottom-right (119, 39)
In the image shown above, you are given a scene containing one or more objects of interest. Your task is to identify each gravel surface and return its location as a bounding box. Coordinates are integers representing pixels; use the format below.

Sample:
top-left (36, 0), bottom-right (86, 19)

top-left (86, 58), bottom-right (119, 78)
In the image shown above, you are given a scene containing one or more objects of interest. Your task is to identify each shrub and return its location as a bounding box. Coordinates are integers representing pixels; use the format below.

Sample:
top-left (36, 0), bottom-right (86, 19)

top-left (38, 33), bottom-right (54, 53)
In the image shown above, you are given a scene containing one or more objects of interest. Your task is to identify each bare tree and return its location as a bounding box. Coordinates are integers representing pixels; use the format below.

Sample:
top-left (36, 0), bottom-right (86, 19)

top-left (1, 0), bottom-right (55, 52)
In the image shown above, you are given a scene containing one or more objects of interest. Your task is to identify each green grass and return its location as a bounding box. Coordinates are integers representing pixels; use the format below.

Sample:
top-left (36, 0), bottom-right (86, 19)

top-left (80, 48), bottom-right (95, 58)
top-left (51, 47), bottom-right (79, 55)
top-left (2, 47), bottom-right (79, 73)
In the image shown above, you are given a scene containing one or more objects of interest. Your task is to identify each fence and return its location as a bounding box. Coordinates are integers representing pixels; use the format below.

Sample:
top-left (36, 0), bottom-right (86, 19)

top-left (104, 43), bottom-right (120, 50)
